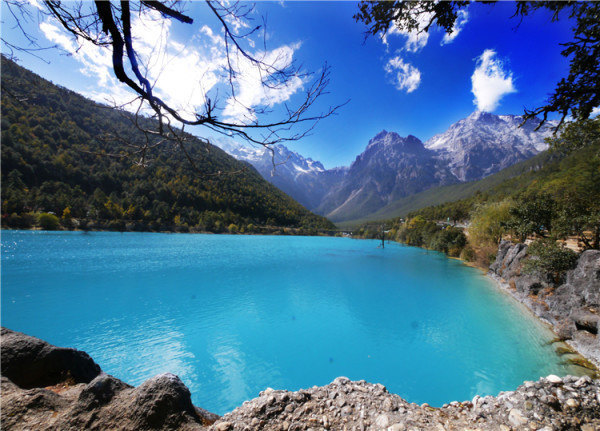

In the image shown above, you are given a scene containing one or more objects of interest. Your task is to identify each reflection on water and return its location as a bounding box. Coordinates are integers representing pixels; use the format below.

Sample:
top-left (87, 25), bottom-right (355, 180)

top-left (1, 231), bottom-right (579, 415)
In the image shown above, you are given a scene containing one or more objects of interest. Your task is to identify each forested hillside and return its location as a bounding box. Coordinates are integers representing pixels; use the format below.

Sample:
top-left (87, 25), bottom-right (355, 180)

top-left (356, 118), bottom-right (600, 266)
top-left (0, 57), bottom-right (335, 233)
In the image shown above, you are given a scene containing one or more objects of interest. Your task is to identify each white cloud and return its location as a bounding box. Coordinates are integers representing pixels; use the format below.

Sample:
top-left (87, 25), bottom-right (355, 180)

top-left (222, 42), bottom-right (305, 123)
top-left (383, 12), bottom-right (432, 53)
top-left (385, 56), bottom-right (421, 93)
top-left (441, 9), bottom-right (469, 45)
top-left (471, 49), bottom-right (516, 112)
top-left (38, 10), bottom-right (304, 124)
top-left (591, 106), bottom-right (600, 118)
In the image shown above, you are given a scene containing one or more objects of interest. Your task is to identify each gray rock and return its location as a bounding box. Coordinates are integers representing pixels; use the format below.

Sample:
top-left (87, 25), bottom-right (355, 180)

top-left (490, 242), bottom-right (600, 368)
top-left (0, 327), bottom-right (101, 389)
top-left (0, 328), bottom-right (219, 430)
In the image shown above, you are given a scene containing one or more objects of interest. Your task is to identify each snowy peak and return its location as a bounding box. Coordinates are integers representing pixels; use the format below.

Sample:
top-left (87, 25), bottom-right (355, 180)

top-left (213, 138), bottom-right (325, 177)
top-left (365, 131), bottom-right (426, 155)
top-left (213, 137), bottom-right (343, 210)
top-left (425, 111), bottom-right (552, 153)
top-left (424, 111), bottom-right (554, 181)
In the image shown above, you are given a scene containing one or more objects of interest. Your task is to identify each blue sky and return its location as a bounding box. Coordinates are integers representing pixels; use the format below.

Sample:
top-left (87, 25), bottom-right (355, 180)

top-left (1, 1), bottom-right (575, 167)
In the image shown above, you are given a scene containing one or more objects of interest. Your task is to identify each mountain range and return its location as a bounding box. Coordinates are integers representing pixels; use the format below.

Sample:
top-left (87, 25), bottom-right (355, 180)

top-left (216, 111), bottom-right (555, 222)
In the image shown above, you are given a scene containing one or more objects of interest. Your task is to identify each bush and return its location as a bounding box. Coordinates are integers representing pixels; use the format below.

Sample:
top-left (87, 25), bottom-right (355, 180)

top-left (4, 212), bottom-right (34, 228)
top-left (523, 239), bottom-right (578, 285)
top-left (38, 213), bottom-right (60, 230)
top-left (228, 223), bottom-right (239, 233)
top-left (430, 226), bottom-right (466, 255)
top-left (468, 200), bottom-right (512, 248)
top-left (460, 245), bottom-right (475, 262)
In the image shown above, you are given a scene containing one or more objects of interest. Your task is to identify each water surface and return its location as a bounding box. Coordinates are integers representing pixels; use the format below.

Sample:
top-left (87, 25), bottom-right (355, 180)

top-left (1, 230), bottom-right (575, 414)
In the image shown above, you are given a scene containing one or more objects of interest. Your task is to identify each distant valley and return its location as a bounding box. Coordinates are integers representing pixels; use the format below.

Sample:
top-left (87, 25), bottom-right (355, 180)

top-left (215, 111), bottom-right (555, 223)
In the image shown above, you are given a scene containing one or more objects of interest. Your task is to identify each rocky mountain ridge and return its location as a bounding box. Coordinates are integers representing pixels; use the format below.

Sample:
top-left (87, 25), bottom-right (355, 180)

top-left (216, 112), bottom-right (554, 222)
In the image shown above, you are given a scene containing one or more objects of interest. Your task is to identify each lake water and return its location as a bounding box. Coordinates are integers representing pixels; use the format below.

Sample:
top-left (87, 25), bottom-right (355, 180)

top-left (1, 230), bottom-right (576, 414)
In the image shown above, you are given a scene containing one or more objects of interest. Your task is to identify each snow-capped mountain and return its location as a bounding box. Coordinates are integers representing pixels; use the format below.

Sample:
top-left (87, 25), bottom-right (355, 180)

top-left (425, 111), bottom-right (554, 181)
top-left (213, 138), bottom-right (346, 210)
top-left (316, 131), bottom-right (457, 221)
top-left (214, 111), bottom-right (555, 222)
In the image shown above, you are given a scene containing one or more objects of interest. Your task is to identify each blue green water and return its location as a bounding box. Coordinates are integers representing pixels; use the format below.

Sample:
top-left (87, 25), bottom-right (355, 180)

top-left (1, 230), bottom-right (574, 414)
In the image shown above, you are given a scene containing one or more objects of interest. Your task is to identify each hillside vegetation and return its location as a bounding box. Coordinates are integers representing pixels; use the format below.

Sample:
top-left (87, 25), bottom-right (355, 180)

top-left (356, 118), bottom-right (600, 271)
top-left (0, 57), bottom-right (335, 234)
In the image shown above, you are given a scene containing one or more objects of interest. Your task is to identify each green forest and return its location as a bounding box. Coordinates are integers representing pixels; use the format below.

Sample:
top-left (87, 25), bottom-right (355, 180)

top-left (0, 57), bottom-right (335, 234)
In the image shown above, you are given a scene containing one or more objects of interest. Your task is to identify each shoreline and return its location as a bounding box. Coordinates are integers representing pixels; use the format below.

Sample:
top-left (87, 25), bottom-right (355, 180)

top-left (488, 270), bottom-right (600, 372)
top-left (3, 327), bottom-right (599, 430)
top-left (488, 272), bottom-right (600, 373)
top-left (390, 237), bottom-right (600, 374)
top-left (0, 225), bottom-right (340, 237)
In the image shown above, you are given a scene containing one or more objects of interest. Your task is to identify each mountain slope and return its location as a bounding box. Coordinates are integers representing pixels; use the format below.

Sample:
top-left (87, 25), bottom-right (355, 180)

top-left (335, 149), bottom-right (555, 228)
top-left (317, 131), bottom-right (458, 222)
top-left (0, 57), bottom-right (335, 232)
top-left (214, 139), bottom-right (347, 210)
top-left (321, 112), bottom-right (554, 222)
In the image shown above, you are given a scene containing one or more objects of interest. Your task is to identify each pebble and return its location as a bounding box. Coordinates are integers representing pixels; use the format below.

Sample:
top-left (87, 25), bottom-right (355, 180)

top-left (545, 375), bottom-right (562, 384)
top-left (214, 422), bottom-right (232, 431)
top-left (565, 398), bottom-right (579, 409)
top-left (375, 414), bottom-right (389, 428)
top-left (508, 409), bottom-right (528, 427)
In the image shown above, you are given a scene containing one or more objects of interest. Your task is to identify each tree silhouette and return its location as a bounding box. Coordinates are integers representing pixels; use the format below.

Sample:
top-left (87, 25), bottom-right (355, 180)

top-left (2, 1), bottom-right (343, 166)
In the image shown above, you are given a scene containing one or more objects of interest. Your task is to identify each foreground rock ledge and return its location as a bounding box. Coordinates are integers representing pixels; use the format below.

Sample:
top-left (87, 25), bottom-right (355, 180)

top-left (2, 329), bottom-right (600, 430)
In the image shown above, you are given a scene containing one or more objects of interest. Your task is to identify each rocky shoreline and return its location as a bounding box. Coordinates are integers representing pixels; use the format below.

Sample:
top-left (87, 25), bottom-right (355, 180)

top-left (489, 241), bottom-right (600, 370)
top-left (2, 327), bottom-right (600, 430)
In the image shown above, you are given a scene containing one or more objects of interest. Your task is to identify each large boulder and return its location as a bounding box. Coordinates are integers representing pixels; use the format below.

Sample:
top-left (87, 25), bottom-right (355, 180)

top-left (565, 250), bottom-right (600, 307)
top-left (1, 328), bottom-right (101, 388)
top-left (490, 240), bottom-right (529, 280)
top-left (0, 328), bottom-right (219, 430)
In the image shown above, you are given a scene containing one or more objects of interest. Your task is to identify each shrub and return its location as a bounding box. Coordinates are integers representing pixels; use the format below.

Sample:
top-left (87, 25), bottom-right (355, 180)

top-left (468, 200), bottom-right (512, 248)
top-left (38, 213), bottom-right (60, 230)
top-left (228, 223), bottom-right (239, 233)
top-left (460, 245), bottom-right (475, 262)
top-left (523, 239), bottom-right (578, 285)
top-left (506, 193), bottom-right (555, 241)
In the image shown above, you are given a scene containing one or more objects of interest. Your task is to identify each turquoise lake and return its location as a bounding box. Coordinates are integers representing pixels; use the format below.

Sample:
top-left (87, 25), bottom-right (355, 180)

top-left (1, 230), bottom-right (576, 414)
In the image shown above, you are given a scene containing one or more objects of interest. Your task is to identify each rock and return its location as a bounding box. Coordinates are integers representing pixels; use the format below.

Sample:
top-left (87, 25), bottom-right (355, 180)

top-left (0, 327), bottom-right (101, 388)
top-left (77, 373), bottom-right (131, 408)
top-left (0, 328), bottom-right (219, 430)
top-left (545, 375), bottom-right (562, 384)
top-left (125, 373), bottom-right (205, 429)
top-left (333, 376), bottom-right (350, 385)
top-left (508, 409), bottom-right (528, 427)
top-left (565, 398), bottom-right (579, 409)
top-left (214, 421), bottom-right (232, 431)
top-left (375, 413), bottom-right (389, 427)
top-left (489, 242), bottom-right (600, 369)
top-left (575, 376), bottom-right (592, 387)
top-left (572, 311), bottom-right (599, 335)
